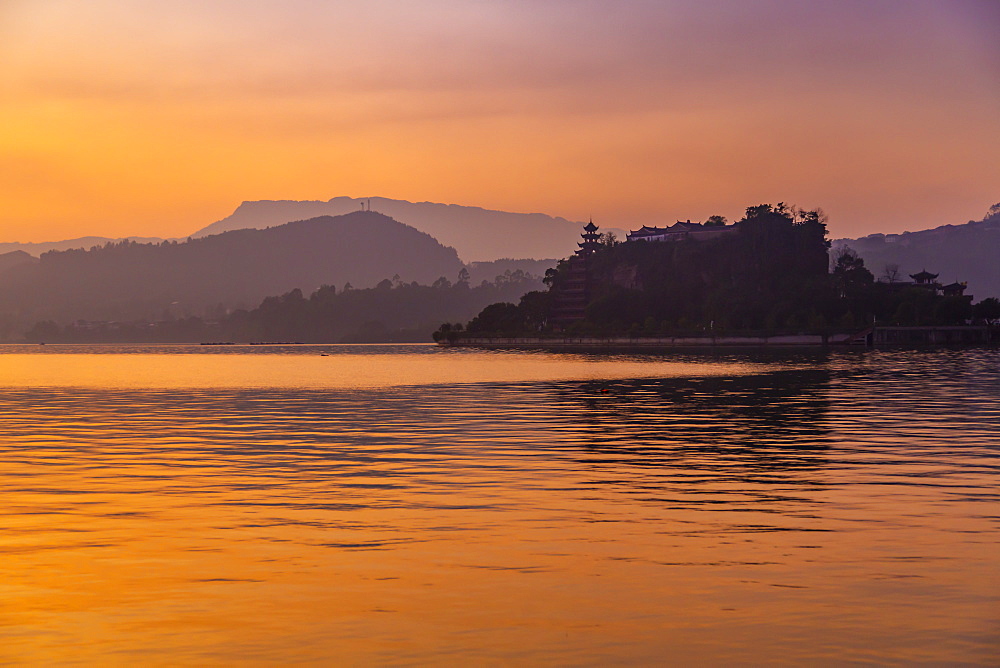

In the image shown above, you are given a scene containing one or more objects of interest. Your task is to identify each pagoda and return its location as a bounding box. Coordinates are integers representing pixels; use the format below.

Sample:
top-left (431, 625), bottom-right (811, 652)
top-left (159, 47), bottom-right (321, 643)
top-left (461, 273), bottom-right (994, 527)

top-left (550, 221), bottom-right (603, 326)
top-left (910, 270), bottom-right (939, 286)
top-left (577, 220), bottom-right (602, 256)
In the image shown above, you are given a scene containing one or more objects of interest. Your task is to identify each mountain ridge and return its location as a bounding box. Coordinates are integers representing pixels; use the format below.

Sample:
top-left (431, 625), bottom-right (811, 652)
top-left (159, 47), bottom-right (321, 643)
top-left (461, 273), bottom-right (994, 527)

top-left (192, 196), bottom-right (587, 261)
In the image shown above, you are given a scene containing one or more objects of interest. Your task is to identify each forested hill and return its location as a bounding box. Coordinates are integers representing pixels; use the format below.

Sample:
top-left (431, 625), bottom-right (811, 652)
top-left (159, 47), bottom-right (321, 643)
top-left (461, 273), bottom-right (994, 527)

top-left (0, 211), bottom-right (463, 335)
top-left (192, 197), bottom-right (587, 261)
top-left (832, 203), bottom-right (1000, 299)
top-left (0, 236), bottom-right (164, 257)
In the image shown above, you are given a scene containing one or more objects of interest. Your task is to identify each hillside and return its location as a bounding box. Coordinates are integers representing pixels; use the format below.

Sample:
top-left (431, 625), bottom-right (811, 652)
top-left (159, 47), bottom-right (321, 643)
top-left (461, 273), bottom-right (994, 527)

top-left (0, 236), bottom-right (163, 257)
top-left (832, 204), bottom-right (1000, 299)
top-left (0, 250), bottom-right (38, 275)
top-left (192, 197), bottom-right (587, 261)
top-left (0, 211), bottom-right (463, 334)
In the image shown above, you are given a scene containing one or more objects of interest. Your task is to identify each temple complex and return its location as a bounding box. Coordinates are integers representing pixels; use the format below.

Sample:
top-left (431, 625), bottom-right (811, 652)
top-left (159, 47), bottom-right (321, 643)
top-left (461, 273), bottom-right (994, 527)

top-left (883, 269), bottom-right (969, 298)
top-left (626, 220), bottom-right (736, 243)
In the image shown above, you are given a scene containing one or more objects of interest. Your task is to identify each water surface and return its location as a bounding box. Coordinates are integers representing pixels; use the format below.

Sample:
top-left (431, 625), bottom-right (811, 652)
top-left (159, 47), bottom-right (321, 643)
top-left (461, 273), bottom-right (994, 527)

top-left (0, 345), bottom-right (997, 664)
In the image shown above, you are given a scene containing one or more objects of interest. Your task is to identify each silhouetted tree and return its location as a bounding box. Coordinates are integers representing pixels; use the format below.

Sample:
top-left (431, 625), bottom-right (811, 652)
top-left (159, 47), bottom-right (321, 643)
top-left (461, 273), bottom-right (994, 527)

top-left (881, 263), bottom-right (900, 283)
top-left (466, 302), bottom-right (523, 335)
top-left (973, 297), bottom-right (1000, 324)
top-left (832, 247), bottom-right (874, 298)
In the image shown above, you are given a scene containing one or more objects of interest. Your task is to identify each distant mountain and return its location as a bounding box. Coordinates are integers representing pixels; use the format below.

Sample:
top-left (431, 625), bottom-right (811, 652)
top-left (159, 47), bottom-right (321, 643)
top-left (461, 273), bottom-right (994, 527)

top-left (0, 211), bottom-right (463, 336)
top-left (0, 250), bottom-right (38, 275)
top-left (192, 197), bottom-right (588, 261)
top-left (832, 203), bottom-right (1000, 299)
top-left (0, 236), bottom-right (163, 257)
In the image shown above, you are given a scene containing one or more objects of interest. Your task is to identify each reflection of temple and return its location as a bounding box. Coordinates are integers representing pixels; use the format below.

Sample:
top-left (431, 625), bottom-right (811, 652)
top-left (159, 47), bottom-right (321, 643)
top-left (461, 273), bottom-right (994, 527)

top-left (550, 222), bottom-right (601, 326)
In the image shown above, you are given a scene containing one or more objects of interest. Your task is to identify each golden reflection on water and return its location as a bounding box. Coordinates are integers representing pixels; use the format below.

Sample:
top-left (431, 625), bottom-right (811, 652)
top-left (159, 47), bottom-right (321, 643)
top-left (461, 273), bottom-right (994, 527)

top-left (0, 346), bottom-right (997, 664)
top-left (0, 347), bottom-right (762, 388)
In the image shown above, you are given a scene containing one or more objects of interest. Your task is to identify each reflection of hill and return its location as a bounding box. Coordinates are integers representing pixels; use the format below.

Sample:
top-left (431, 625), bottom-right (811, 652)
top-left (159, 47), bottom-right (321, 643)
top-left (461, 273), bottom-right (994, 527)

top-left (0, 211), bottom-right (463, 328)
top-left (554, 368), bottom-right (832, 473)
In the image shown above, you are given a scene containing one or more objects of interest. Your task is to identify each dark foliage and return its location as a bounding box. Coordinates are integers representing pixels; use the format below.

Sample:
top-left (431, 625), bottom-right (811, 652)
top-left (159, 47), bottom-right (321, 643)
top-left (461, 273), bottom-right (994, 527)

top-left (456, 203), bottom-right (994, 338)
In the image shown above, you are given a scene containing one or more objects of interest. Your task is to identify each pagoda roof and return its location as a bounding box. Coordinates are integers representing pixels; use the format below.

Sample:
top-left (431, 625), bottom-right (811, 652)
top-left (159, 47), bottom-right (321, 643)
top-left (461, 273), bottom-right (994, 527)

top-left (629, 226), bottom-right (668, 237)
top-left (583, 221), bottom-right (599, 232)
top-left (910, 270), bottom-right (938, 280)
top-left (671, 221), bottom-right (703, 230)
top-left (941, 282), bottom-right (966, 290)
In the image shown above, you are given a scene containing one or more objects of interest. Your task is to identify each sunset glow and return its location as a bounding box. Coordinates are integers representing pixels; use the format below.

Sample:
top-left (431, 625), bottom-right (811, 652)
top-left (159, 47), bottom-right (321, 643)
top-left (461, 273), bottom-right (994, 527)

top-left (2, 0), bottom-right (997, 242)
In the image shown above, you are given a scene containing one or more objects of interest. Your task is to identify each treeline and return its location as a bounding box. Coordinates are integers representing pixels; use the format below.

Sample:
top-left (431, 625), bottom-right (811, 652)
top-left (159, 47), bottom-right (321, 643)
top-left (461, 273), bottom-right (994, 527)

top-left (440, 203), bottom-right (1000, 340)
top-left (26, 270), bottom-right (542, 343)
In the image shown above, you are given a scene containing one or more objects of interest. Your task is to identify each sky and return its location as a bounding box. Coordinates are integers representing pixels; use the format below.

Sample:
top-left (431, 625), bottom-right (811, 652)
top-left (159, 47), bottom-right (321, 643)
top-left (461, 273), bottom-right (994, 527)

top-left (1, 0), bottom-right (998, 242)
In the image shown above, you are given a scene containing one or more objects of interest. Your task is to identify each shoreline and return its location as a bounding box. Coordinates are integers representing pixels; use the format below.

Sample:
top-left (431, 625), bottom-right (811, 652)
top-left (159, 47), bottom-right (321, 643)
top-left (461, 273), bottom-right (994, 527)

top-left (441, 333), bottom-right (859, 348)
top-left (441, 325), bottom-right (997, 348)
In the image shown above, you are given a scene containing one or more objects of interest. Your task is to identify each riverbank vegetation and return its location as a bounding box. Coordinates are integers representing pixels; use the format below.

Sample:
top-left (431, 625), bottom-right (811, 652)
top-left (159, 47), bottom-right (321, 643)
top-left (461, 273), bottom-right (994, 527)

top-left (25, 270), bottom-right (541, 343)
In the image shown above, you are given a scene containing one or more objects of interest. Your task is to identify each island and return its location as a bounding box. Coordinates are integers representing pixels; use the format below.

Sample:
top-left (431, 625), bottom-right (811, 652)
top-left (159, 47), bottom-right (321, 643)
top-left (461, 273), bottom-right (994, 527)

top-left (436, 203), bottom-right (1000, 347)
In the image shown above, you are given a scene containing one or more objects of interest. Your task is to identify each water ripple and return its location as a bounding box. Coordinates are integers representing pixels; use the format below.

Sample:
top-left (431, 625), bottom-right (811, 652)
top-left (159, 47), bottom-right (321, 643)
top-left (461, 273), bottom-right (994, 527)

top-left (0, 346), bottom-right (997, 664)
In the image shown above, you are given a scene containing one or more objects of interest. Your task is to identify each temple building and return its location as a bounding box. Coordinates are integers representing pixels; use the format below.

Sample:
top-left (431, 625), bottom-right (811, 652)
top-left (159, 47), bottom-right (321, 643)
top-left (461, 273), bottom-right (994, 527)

top-left (626, 220), bottom-right (736, 243)
top-left (549, 221), bottom-right (602, 326)
top-left (882, 269), bottom-right (970, 298)
top-left (941, 282), bottom-right (969, 297)
top-left (578, 221), bottom-right (602, 255)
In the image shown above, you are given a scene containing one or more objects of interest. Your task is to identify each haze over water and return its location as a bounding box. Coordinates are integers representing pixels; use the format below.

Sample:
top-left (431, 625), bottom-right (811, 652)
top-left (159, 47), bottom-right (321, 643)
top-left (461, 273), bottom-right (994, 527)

top-left (0, 345), bottom-right (997, 664)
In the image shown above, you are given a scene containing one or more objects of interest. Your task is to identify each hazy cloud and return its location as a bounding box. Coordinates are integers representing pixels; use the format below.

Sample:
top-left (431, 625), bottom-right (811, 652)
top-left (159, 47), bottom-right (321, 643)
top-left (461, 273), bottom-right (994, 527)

top-left (1, 0), bottom-right (998, 239)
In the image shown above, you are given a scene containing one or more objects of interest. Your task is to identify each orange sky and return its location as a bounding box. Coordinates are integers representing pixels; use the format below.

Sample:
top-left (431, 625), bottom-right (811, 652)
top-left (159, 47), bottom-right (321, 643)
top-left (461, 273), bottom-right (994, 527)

top-left (1, 0), bottom-right (998, 242)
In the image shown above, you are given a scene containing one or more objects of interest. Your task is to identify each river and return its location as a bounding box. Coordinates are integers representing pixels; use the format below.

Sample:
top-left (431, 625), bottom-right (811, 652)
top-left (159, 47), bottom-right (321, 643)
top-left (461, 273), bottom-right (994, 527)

top-left (0, 344), bottom-right (997, 664)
